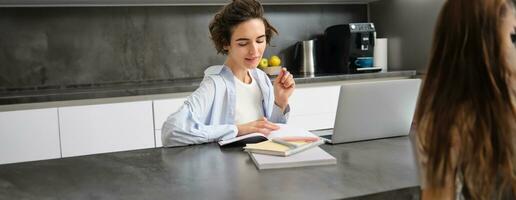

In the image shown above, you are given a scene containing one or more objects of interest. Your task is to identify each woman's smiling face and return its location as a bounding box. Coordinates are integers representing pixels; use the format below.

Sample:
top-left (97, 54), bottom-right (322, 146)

top-left (224, 18), bottom-right (267, 70)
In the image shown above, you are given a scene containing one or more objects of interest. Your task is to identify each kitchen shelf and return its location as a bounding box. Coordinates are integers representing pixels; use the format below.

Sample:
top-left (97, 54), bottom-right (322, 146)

top-left (0, 0), bottom-right (379, 7)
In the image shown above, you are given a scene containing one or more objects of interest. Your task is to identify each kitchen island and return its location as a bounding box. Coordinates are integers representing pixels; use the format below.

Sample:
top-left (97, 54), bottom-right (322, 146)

top-left (0, 136), bottom-right (420, 200)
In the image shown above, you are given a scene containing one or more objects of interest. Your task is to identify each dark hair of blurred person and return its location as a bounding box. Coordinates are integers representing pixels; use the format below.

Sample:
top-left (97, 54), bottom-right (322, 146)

top-left (413, 0), bottom-right (516, 199)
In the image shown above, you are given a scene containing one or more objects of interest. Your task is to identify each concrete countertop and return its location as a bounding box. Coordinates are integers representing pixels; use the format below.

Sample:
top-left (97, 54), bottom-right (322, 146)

top-left (0, 136), bottom-right (420, 200)
top-left (0, 71), bottom-right (416, 106)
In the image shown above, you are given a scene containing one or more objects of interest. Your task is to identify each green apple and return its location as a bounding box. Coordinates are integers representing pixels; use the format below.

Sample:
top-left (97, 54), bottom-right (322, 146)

top-left (259, 58), bottom-right (268, 68)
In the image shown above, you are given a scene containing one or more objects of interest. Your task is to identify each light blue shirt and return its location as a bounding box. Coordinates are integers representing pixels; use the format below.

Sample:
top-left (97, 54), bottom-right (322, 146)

top-left (161, 65), bottom-right (290, 147)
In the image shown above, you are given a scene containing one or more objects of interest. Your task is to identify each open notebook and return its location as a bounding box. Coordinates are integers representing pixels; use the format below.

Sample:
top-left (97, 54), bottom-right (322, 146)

top-left (218, 124), bottom-right (318, 147)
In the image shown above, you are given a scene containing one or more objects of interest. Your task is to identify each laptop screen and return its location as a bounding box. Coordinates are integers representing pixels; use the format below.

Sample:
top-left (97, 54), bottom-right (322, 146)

top-left (330, 79), bottom-right (421, 144)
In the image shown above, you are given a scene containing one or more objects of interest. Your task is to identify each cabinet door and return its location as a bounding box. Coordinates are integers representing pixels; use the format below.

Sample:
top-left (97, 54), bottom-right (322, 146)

top-left (59, 101), bottom-right (154, 157)
top-left (0, 108), bottom-right (60, 164)
top-left (153, 98), bottom-right (187, 147)
top-left (289, 85), bottom-right (340, 116)
top-left (288, 113), bottom-right (336, 131)
top-left (288, 85), bottom-right (340, 130)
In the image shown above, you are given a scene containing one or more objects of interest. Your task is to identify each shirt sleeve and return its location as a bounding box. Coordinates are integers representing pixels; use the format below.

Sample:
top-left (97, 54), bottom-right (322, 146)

top-left (161, 76), bottom-right (238, 147)
top-left (269, 103), bottom-right (290, 123)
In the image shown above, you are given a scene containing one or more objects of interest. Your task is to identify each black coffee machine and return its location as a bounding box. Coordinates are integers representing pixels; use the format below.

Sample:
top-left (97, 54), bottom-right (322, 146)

top-left (322, 23), bottom-right (380, 74)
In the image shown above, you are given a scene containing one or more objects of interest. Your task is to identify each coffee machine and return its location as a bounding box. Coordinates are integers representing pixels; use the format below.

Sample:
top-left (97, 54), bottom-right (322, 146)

top-left (323, 23), bottom-right (381, 74)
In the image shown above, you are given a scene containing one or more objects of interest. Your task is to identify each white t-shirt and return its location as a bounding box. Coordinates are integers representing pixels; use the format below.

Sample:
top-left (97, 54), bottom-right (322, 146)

top-left (234, 73), bottom-right (264, 124)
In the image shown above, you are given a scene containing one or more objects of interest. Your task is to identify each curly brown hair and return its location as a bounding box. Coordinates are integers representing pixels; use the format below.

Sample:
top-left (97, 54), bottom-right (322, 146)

top-left (209, 0), bottom-right (278, 55)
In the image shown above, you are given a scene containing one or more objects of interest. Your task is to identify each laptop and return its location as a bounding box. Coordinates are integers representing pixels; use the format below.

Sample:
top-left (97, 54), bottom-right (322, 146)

top-left (318, 79), bottom-right (421, 144)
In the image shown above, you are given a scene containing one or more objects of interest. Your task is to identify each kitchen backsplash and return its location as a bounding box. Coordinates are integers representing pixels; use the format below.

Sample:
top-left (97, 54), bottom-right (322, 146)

top-left (0, 5), bottom-right (367, 90)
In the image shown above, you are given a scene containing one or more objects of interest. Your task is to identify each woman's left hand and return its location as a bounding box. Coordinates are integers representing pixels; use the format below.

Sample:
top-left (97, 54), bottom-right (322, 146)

top-left (273, 68), bottom-right (295, 111)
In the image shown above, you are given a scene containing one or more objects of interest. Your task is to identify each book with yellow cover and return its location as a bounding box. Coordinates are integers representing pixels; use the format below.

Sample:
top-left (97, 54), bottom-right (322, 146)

top-left (243, 137), bottom-right (324, 157)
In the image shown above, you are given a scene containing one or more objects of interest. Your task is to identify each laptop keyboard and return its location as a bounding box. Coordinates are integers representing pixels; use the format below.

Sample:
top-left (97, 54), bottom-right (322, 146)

top-left (310, 129), bottom-right (333, 140)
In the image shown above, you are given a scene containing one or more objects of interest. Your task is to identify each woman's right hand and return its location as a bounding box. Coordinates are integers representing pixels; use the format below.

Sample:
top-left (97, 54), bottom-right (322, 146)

top-left (236, 117), bottom-right (280, 136)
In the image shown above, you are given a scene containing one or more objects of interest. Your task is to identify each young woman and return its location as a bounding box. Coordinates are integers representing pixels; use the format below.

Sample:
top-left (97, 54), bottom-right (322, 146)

top-left (413, 0), bottom-right (516, 199)
top-left (161, 0), bottom-right (295, 147)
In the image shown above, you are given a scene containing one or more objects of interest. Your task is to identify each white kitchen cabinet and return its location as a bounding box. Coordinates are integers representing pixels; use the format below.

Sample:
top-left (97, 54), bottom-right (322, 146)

top-left (288, 85), bottom-right (340, 130)
top-left (153, 97), bottom-right (187, 147)
top-left (0, 108), bottom-right (61, 164)
top-left (155, 130), bottom-right (163, 147)
top-left (289, 85), bottom-right (340, 116)
top-left (288, 113), bottom-right (336, 131)
top-left (59, 101), bottom-right (154, 157)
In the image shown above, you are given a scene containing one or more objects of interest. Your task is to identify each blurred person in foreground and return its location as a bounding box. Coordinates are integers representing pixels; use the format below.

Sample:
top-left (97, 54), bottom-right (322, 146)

top-left (412, 0), bottom-right (516, 199)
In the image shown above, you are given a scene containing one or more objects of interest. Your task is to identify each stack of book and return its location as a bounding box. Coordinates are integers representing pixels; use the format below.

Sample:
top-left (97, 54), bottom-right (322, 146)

top-left (237, 124), bottom-right (337, 170)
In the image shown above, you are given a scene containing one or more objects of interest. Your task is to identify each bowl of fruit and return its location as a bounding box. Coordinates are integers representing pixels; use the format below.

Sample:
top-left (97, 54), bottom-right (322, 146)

top-left (258, 55), bottom-right (282, 75)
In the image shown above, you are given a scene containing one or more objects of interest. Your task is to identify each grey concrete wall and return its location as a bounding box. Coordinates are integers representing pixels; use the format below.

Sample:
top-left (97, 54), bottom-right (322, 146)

top-left (0, 5), bottom-right (367, 90)
top-left (370, 0), bottom-right (445, 73)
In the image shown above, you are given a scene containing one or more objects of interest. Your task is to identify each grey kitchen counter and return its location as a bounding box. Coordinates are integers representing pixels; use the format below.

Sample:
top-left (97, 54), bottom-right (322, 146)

top-left (0, 136), bottom-right (420, 200)
top-left (0, 70), bottom-right (416, 105)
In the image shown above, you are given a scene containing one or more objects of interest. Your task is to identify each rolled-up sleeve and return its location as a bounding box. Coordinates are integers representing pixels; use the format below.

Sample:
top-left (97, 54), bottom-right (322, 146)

top-left (161, 77), bottom-right (238, 147)
top-left (269, 104), bottom-right (290, 123)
